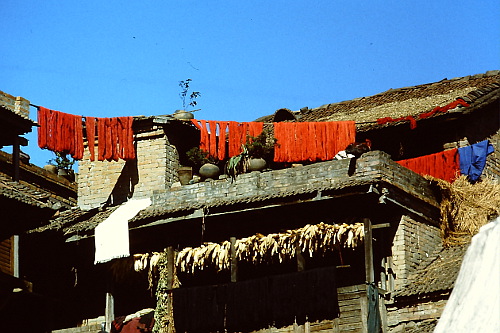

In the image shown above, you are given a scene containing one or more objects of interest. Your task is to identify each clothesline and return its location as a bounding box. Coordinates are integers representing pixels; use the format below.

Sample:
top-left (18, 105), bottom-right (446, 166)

top-left (30, 97), bottom-right (469, 128)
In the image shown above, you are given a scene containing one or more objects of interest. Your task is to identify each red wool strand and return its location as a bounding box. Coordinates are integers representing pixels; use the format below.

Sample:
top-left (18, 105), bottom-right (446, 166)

top-left (273, 121), bottom-right (356, 163)
top-left (86, 117), bottom-right (96, 161)
top-left (396, 149), bottom-right (459, 183)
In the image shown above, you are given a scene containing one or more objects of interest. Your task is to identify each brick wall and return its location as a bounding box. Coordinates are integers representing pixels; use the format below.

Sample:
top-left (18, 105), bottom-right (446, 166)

top-left (78, 124), bottom-right (180, 210)
top-left (0, 90), bottom-right (30, 118)
top-left (151, 150), bottom-right (439, 213)
top-left (390, 215), bottom-right (442, 291)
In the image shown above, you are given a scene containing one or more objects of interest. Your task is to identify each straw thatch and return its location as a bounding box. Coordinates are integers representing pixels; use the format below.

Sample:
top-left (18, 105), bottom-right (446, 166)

top-left (426, 175), bottom-right (500, 246)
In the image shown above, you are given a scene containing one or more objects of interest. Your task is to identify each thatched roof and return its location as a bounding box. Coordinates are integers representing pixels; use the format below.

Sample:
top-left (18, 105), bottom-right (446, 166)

top-left (257, 70), bottom-right (500, 131)
top-left (396, 243), bottom-right (468, 298)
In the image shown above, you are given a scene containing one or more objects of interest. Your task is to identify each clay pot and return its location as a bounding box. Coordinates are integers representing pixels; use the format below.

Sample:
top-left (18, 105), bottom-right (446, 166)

top-left (173, 110), bottom-right (194, 121)
top-left (44, 165), bottom-right (58, 174)
top-left (247, 158), bottom-right (266, 172)
top-left (199, 163), bottom-right (220, 179)
top-left (58, 168), bottom-right (75, 182)
top-left (178, 166), bottom-right (193, 185)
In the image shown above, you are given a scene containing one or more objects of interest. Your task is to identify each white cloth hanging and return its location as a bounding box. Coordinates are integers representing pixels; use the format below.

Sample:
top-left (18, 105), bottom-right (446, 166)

top-left (94, 198), bottom-right (151, 264)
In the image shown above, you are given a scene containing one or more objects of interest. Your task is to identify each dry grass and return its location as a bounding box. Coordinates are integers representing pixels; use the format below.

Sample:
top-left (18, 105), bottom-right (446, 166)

top-left (426, 175), bottom-right (500, 246)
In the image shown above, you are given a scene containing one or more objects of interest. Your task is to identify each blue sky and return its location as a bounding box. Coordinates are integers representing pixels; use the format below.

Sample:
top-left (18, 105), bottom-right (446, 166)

top-left (2, 0), bottom-right (499, 167)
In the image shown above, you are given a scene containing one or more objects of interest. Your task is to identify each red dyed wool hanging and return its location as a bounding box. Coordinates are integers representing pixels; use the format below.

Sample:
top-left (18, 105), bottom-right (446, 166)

top-left (37, 107), bottom-right (84, 160)
top-left (191, 120), bottom-right (264, 159)
top-left (273, 121), bottom-right (356, 163)
top-left (396, 148), bottom-right (459, 183)
top-left (85, 117), bottom-right (97, 161)
top-left (96, 117), bottom-right (135, 161)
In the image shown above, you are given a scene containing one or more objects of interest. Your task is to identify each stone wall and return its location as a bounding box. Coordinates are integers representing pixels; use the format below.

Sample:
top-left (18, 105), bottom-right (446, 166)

top-left (52, 323), bottom-right (102, 333)
top-left (151, 150), bottom-right (440, 214)
top-left (386, 298), bottom-right (447, 332)
top-left (51, 316), bottom-right (104, 333)
top-left (390, 215), bottom-right (442, 291)
top-left (77, 124), bottom-right (180, 210)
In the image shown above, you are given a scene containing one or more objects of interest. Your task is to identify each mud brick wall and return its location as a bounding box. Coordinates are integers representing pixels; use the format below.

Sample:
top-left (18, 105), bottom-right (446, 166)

top-left (391, 215), bottom-right (442, 290)
top-left (78, 125), bottom-right (180, 210)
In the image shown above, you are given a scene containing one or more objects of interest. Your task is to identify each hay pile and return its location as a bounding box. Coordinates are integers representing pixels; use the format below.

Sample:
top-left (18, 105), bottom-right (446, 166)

top-left (427, 175), bottom-right (500, 246)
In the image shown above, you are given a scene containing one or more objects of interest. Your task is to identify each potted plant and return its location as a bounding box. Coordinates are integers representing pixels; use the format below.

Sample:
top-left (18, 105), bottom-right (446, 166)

top-left (225, 133), bottom-right (277, 178)
top-left (186, 147), bottom-right (220, 180)
top-left (48, 152), bottom-right (75, 181)
top-left (244, 132), bottom-right (277, 171)
top-left (173, 79), bottom-right (200, 121)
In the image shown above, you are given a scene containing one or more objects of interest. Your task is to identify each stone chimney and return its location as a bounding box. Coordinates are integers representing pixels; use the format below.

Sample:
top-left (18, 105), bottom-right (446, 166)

top-left (77, 118), bottom-right (194, 210)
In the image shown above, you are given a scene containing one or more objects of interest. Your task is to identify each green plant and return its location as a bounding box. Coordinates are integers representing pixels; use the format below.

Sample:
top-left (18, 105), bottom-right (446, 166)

top-left (48, 152), bottom-right (75, 170)
top-left (186, 147), bottom-right (216, 168)
top-left (245, 132), bottom-right (277, 159)
top-left (224, 133), bottom-right (278, 179)
top-left (225, 146), bottom-right (249, 180)
top-left (179, 79), bottom-right (200, 110)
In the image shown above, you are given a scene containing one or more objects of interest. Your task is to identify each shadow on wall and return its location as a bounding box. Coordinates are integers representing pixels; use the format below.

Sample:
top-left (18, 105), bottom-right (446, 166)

top-left (107, 159), bottom-right (139, 206)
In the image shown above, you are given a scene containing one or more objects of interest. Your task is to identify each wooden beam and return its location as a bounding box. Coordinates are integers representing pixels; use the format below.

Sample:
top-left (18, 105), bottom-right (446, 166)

top-left (372, 223), bottom-right (390, 229)
top-left (12, 137), bottom-right (20, 182)
top-left (230, 237), bottom-right (238, 283)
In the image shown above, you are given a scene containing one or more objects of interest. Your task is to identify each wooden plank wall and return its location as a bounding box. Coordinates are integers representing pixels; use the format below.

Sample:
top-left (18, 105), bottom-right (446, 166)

top-left (0, 236), bottom-right (14, 275)
top-left (251, 284), bottom-right (367, 333)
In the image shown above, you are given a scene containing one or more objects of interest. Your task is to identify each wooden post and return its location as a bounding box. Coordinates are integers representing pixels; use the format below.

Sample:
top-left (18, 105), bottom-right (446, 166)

top-left (230, 237), bottom-right (238, 283)
top-left (166, 246), bottom-right (175, 290)
top-left (387, 256), bottom-right (394, 293)
top-left (295, 242), bottom-right (305, 272)
top-left (380, 257), bottom-right (387, 291)
top-left (363, 218), bottom-right (374, 283)
top-left (12, 137), bottom-right (20, 182)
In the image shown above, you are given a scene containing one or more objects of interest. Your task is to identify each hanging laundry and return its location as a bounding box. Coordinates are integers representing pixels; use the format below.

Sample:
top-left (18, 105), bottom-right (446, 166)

top-left (458, 140), bottom-right (495, 183)
top-left (94, 198), bottom-right (151, 264)
top-left (37, 107), bottom-right (84, 160)
top-left (367, 283), bottom-right (382, 333)
top-left (191, 120), bottom-right (264, 159)
top-left (273, 121), bottom-right (356, 163)
top-left (397, 149), bottom-right (460, 183)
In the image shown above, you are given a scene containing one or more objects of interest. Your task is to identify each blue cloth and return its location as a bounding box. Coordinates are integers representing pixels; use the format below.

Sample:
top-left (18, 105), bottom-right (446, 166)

top-left (458, 140), bottom-right (495, 182)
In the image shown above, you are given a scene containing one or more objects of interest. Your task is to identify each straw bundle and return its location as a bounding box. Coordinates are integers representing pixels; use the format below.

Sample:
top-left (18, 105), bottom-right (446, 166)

top-left (426, 175), bottom-right (500, 246)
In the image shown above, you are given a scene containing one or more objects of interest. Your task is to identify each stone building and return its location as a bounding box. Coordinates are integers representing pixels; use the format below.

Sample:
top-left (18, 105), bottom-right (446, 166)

top-left (22, 70), bottom-right (500, 332)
